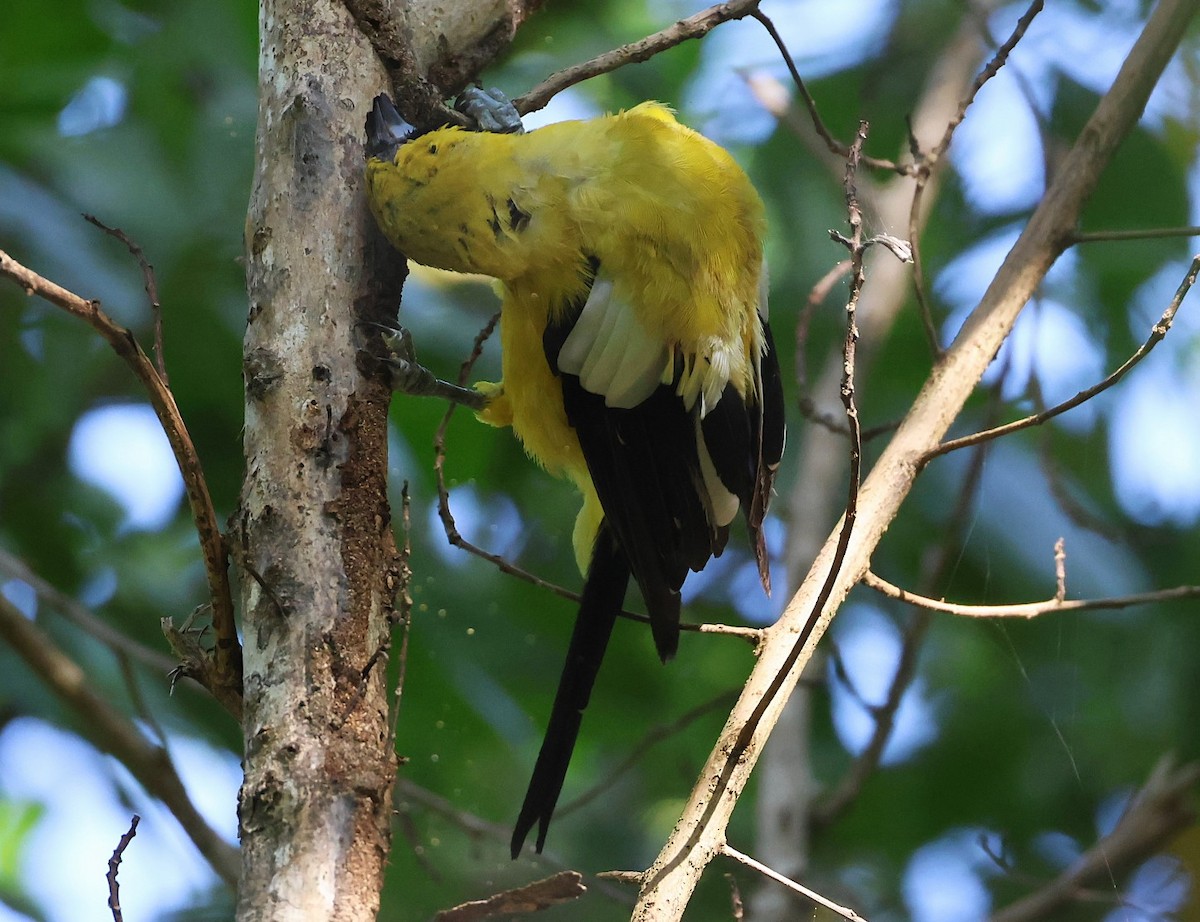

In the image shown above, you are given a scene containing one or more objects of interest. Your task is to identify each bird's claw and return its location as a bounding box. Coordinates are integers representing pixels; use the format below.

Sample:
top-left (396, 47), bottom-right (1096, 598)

top-left (369, 322), bottom-right (490, 411)
top-left (378, 323), bottom-right (417, 365)
top-left (374, 324), bottom-right (435, 395)
top-left (456, 87), bottom-right (524, 135)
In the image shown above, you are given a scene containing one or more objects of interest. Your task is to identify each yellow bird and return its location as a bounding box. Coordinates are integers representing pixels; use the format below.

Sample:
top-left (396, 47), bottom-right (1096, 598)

top-left (364, 89), bottom-right (785, 857)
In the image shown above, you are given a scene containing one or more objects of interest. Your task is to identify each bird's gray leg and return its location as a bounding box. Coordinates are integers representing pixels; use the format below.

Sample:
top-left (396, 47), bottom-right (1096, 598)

top-left (374, 324), bottom-right (489, 411)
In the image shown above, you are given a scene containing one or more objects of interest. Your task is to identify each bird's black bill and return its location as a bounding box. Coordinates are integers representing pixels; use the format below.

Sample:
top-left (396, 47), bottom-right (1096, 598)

top-left (365, 93), bottom-right (415, 162)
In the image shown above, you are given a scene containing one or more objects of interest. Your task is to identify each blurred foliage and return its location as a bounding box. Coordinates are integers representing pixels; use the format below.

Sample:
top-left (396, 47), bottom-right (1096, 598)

top-left (2, 1), bottom-right (1200, 920)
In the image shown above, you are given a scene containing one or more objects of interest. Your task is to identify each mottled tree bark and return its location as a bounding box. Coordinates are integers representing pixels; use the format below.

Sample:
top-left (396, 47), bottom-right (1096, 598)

top-left (237, 1), bottom-right (530, 917)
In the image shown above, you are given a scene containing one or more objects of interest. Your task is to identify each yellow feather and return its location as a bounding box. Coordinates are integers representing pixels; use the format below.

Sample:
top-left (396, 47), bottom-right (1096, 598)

top-left (365, 102), bottom-right (767, 572)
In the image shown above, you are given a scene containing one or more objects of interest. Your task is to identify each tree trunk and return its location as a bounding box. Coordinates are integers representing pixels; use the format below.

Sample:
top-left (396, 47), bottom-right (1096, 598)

top-left (238, 1), bottom-right (402, 916)
top-left (237, 1), bottom-right (529, 916)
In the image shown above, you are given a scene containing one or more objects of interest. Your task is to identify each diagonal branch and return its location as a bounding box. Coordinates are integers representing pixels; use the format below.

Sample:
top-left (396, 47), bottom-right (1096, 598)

top-left (0, 250), bottom-right (242, 712)
top-left (721, 845), bottom-right (867, 921)
top-left (0, 594), bottom-right (239, 885)
top-left (514, 0), bottom-right (762, 115)
top-left (928, 253), bottom-right (1200, 460)
top-left (862, 569), bottom-right (1200, 619)
top-left (631, 4), bottom-right (1197, 917)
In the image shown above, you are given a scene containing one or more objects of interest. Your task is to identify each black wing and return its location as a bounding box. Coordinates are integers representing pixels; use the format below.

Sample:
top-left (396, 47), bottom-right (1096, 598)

top-left (544, 258), bottom-right (784, 660)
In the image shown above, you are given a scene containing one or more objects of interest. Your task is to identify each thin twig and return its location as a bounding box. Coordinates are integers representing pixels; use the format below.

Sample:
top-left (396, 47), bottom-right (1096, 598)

top-left (1069, 225), bottom-right (1200, 244)
top-left (928, 254), bottom-right (1200, 461)
top-left (434, 871), bottom-right (586, 921)
top-left (0, 594), bottom-right (239, 884)
top-left (863, 569), bottom-right (1200, 619)
top-left (720, 845), bottom-right (868, 921)
top-left (0, 250), bottom-right (242, 708)
top-left (83, 214), bottom-right (168, 382)
top-left (427, 314), bottom-right (761, 644)
top-left (751, 10), bottom-right (902, 174)
top-left (909, 0), bottom-right (1046, 355)
top-left (557, 691), bottom-right (737, 817)
top-left (514, 0), bottom-right (763, 114)
top-left (924, 0), bottom-right (1045, 168)
top-left (990, 759), bottom-right (1200, 922)
top-left (107, 814), bottom-right (140, 922)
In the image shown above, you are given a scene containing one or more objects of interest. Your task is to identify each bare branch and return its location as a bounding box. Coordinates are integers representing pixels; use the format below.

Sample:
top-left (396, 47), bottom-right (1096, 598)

top-left (863, 569), bottom-right (1200, 619)
top-left (1070, 225), bottom-right (1200, 244)
top-left (633, 5), bottom-right (1197, 915)
top-left (514, 0), bottom-right (762, 115)
top-left (0, 249), bottom-right (242, 708)
top-left (990, 759), bottom-right (1200, 922)
top-left (434, 871), bottom-right (586, 921)
top-left (83, 214), bottom-right (168, 383)
top-left (720, 845), bottom-right (868, 921)
top-left (924, 0), bottom-right (1045, 169)
top-left (0, 594), bottom-right (239, 884)
top-left (750, 12), bottom-right (900, 174)
top-left (929, 254), bottom-right (1200, 460)
top-left (909, 0), bottom-right (1046, 355)
top-left (107, 814), bottom-right (140, 922)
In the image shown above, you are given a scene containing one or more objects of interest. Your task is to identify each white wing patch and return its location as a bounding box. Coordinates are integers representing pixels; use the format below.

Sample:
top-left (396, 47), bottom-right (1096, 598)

top-left (557, 273), bottom-right (668, 409)
top-left (676, 341), bottom-right (735, 418)
top-left (695, 415), bottom-right (740, 527)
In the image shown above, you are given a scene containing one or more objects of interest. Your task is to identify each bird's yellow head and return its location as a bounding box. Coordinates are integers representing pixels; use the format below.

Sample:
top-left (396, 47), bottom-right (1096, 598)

top-left (363, 93), bottom-right (541, 278)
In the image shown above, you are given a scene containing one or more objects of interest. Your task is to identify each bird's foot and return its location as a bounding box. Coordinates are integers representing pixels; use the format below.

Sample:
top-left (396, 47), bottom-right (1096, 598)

top-left (371, 323), bottom-right (489, 411)
top-left (455, 86), bottom-right (524, 135)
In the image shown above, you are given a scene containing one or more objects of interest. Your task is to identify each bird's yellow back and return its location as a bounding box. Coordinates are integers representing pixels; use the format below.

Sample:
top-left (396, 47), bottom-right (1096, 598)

top-left (365, 103), bottom-right (765, 392)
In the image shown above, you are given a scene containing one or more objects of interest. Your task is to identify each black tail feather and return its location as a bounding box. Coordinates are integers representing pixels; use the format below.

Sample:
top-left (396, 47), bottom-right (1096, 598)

top-left (510, 521), bottom-right (630, 857)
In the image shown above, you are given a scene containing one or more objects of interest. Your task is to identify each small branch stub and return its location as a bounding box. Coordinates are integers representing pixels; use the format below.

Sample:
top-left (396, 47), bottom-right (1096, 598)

top-left (107, 814), bottom-right (140, 922)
